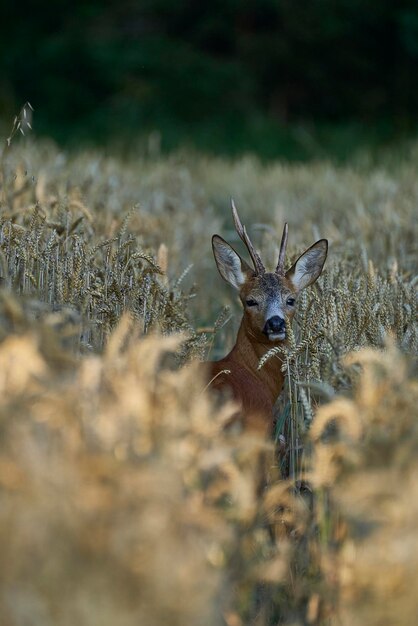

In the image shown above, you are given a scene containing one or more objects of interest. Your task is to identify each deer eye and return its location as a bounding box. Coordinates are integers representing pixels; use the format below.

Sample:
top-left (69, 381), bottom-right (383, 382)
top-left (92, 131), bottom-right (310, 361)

top-left (246, 298), bottom-right (258, 307)
top-left (286, 297), bottom-right (296, 306)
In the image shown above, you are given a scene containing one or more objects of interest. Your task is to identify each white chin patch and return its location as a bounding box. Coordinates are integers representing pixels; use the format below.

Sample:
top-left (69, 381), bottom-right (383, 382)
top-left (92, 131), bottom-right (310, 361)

top-left (268, 332), bottom-right (286, 341)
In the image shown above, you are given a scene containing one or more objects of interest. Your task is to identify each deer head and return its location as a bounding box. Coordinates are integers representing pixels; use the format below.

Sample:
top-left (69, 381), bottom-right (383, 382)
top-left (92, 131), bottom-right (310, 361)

top-left (212, 200), bottom-right (328, 342)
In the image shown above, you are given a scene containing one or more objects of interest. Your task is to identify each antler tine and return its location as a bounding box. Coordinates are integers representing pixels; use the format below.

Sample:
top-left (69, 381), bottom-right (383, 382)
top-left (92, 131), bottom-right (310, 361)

top-left (276, 222), bottom-right (289, 275)
top-left (231, 199), bottom-right (265, 274)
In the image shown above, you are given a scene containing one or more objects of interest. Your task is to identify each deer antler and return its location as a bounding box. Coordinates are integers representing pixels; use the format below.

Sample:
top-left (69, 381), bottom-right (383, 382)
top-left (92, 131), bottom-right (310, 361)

top-left (275, 223), bottom-right (288, 275)
top-left (231, 199), bottom-right (265, 274)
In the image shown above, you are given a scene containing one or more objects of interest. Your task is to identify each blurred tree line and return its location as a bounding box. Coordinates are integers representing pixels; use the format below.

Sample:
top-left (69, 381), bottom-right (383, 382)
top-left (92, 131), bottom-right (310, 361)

top-left (1, 0), bottom-right (418, 158)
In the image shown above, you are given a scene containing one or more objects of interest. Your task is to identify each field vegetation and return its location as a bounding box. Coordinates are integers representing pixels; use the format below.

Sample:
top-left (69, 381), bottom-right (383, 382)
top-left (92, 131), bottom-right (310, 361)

top-left (0, 131), bottom-right (416, 625)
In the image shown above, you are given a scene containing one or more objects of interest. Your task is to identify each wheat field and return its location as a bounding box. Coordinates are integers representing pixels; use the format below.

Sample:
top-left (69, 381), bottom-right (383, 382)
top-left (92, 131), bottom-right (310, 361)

top-left (0, 135), bottom-right (416, 626)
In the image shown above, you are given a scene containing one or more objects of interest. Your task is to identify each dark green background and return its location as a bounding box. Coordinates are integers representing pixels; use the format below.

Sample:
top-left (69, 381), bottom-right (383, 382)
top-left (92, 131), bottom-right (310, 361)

top-left (2, 0), bottom-right (418, 159)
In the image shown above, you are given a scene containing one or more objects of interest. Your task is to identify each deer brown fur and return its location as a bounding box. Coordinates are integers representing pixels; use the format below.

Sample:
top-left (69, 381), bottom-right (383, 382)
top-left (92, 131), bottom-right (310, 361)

top-left (207, 201), bottom-right (328, 436)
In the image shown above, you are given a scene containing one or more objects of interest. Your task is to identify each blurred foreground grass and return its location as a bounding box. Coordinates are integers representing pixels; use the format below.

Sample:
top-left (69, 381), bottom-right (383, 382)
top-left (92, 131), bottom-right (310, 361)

top-left (0, 138), bottom-right (416, 625)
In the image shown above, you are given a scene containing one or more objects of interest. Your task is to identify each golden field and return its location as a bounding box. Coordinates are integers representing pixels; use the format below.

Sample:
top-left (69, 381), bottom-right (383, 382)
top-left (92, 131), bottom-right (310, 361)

top-left (0, 136), bottom-right (416, 625)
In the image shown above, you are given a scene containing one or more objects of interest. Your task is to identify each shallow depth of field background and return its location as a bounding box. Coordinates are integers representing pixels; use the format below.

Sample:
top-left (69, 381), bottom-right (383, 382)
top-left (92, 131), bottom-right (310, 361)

top-left (0, 3), bottom-right (417, 626)
top-left (3, 1), bottom-right (418, 159)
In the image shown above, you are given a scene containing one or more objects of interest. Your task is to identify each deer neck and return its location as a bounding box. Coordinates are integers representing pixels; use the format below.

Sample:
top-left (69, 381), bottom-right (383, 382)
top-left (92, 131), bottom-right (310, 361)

top-left (229, 318), bottom-right (285, 402)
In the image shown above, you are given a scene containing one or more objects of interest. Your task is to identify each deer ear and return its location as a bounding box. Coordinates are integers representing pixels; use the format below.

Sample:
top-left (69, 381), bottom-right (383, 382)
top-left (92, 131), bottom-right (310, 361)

top-left (212, 235), bottom-right (253, 290)
top-left (286, 239), bottom-right (328, 292)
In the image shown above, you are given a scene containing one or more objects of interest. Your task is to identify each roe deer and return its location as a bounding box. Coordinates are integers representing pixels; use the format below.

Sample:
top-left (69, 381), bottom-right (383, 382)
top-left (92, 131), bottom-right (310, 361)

top-left (207, 201), bottom-right (327, 436)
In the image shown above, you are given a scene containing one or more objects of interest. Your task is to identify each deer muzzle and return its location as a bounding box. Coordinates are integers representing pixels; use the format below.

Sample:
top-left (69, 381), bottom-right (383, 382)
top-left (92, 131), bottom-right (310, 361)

top-left (263, 315), bottom-right (286, 340)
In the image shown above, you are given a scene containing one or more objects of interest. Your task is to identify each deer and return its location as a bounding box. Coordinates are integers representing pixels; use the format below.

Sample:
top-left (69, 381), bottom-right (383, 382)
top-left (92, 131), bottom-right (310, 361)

top-left (207, 201), bottom-right (328, 437)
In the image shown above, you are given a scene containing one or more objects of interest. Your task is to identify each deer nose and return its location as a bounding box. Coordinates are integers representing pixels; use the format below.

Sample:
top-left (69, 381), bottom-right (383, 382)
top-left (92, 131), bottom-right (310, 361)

top-left (264, 315), bottom-right (285, 335)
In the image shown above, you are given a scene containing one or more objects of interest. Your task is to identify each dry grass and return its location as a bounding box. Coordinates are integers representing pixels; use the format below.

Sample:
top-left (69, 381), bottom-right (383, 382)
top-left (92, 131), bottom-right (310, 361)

top-left (311, 342), bottom-right (418, 625)
top-left (0, 136), bottom-right (416, 625)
